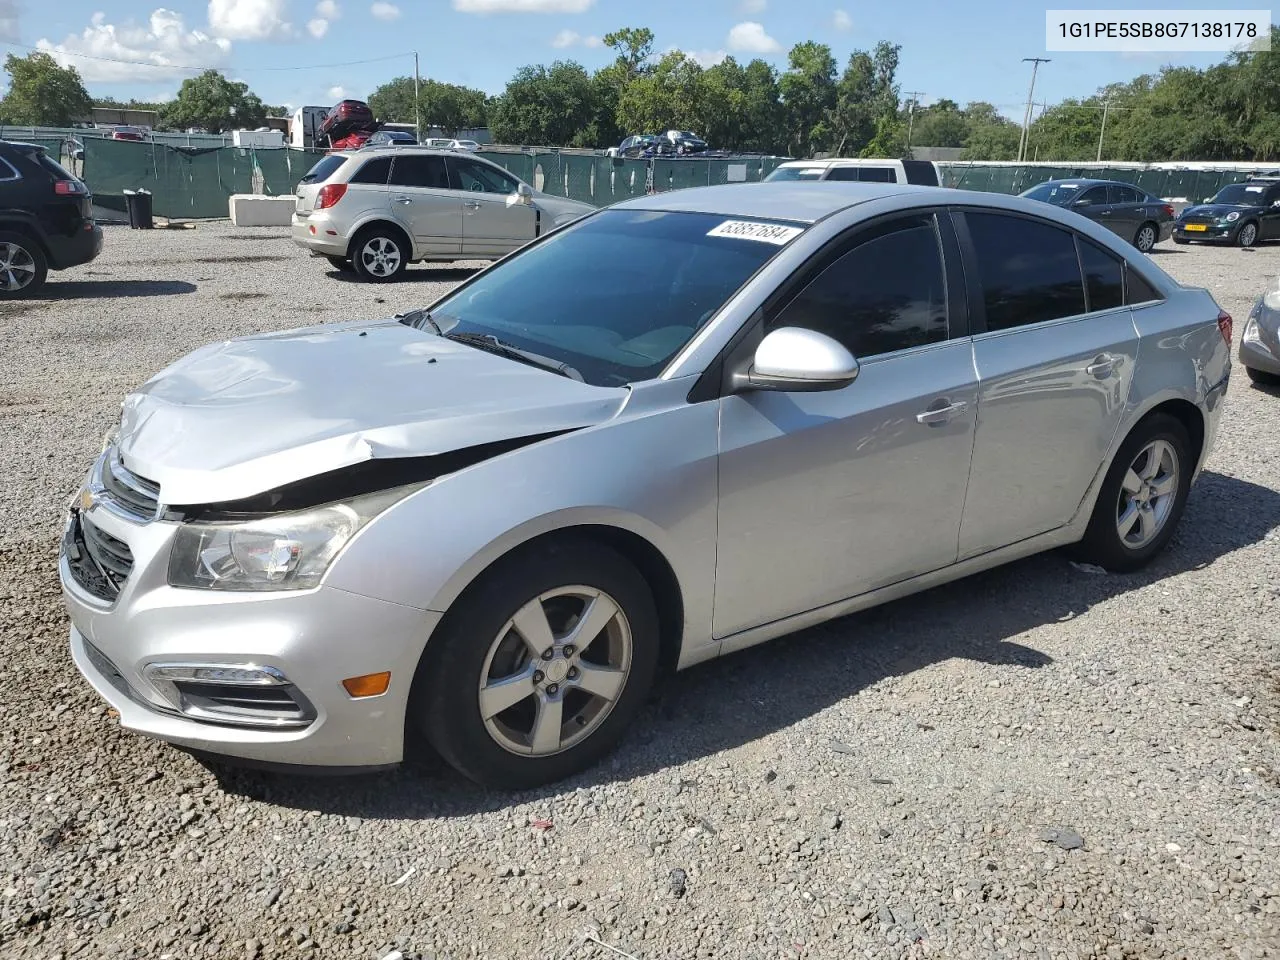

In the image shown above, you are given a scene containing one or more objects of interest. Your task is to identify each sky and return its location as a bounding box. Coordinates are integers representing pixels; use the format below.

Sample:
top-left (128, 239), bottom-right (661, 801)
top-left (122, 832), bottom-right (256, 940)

top-left (0, 0), bottom-right (1248, 119)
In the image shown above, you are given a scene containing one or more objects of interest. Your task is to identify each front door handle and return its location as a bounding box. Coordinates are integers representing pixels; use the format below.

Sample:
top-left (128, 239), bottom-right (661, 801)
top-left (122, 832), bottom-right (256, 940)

top-left (1086, 354), bottom-right (1117, 378)
top-left (393, 196), bottom-right (413, 205)
top-left (463, 200), bottom-right (482, 210)
top-left (916, 399), bottom-right (968, 426)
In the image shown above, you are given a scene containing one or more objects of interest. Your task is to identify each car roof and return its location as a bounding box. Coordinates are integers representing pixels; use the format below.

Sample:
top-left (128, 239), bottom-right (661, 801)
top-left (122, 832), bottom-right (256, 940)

top-left (1034, 178), bottom-right (1148, 190)
top-left (776, 158), bottom-right (905, 168)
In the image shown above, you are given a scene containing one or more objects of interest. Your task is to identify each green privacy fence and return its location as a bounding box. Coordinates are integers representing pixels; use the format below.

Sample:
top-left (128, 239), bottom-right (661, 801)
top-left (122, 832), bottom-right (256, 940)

top-left (939, 163), bottom-right (1254, 200)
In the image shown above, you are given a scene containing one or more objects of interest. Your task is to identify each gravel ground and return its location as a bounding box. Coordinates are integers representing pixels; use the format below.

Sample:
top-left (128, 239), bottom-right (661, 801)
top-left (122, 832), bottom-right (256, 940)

top-left (0, 224), bottom-right (1277, 960)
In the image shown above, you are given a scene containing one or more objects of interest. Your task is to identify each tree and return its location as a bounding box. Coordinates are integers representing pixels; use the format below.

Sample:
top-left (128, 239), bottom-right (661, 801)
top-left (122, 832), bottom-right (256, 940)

top-left (616, 51), bottom-right (703, 138)
top-left (489, 61), bottom-right (603, 147)
top-left (960, 101), bottom-right (1021, 160)
top-left (779, 42), bottom-right (837, 156)
top-left (602, 27), bottom-right (655, 82)
top-left (909, 99), bottom-right (968, 148)
top-left (368, 77), bottom-right (488, 135)
top-left (0, 52), bottom-right (92, 126)
top-left (158, 71), bottom-right (267, 133)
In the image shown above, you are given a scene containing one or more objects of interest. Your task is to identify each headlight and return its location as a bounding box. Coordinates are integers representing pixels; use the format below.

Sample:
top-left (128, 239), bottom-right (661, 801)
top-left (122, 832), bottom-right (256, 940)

top-left (1244, 317), bottom-right (1262, 343)
top-left (167, 485), bottom-right (420, 591)
top-left (1225, 212), bottom-right (1241, 222)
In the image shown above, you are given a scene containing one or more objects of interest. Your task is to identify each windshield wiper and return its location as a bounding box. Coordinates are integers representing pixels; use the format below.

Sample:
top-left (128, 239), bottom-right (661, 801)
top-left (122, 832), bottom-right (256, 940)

top-left (446, 331), bottom-right (585, 382)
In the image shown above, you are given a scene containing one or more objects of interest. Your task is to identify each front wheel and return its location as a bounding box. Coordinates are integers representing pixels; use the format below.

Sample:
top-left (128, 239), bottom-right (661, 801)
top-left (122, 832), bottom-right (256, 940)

top-left (1246, 365), bottom-right (1280, 386)
top-left (1133, 222), bottom-right (1158, 253)
top-left (1071, 413), bottom-right (1193, 572)
top-left (1237, 221), bottom-right (1259, 247)
top-left (413, 539), bottom-right (660, 789)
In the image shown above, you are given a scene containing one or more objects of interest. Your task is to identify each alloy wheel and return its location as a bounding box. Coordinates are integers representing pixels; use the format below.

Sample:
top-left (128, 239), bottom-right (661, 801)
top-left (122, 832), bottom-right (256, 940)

top-left (477, 586), bottom-right (633, 757)
top-left (1239, 223), bottom-right (1258, 247)
top-left (0, 242), bottom-right (38, 292)
top-left (359, 236), bottom-right (402, 277)
top-left (1116, 439), bottom-right (1179, 549)
top-left (1136, 225), bottom-right (1157, 253)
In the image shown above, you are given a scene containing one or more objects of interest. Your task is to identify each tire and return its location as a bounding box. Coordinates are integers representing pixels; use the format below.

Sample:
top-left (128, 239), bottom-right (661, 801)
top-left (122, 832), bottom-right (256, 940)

top-left (1133, 222), bottom-right (1158, 254)
top-left (1236, 221), bottom-right (1258, 248)
top-left (1246, 365), bottom-right (1280, 386)
top-left (350, 226), bottom-right (408, 282)
top-left (1071, 413), bottom-right (1193, 573)
top-left (413, 538), bottom-right (660, 789)
top-left (0, 231), bottom-right (48, 297)
top-left (325, 255), bottom-right (353, 271)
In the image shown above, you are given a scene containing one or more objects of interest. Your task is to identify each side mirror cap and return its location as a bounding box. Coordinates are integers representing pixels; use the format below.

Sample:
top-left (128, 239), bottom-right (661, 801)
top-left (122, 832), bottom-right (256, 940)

top-left (732, 327), bottom-right (859, 393)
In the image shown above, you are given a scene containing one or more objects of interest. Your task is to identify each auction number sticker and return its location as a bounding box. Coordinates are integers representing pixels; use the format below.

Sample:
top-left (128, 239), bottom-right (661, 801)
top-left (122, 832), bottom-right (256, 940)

top-left (708, 220), bottom-right (804, 245)
top-left (1046, 10), bottom-right (1270, 51)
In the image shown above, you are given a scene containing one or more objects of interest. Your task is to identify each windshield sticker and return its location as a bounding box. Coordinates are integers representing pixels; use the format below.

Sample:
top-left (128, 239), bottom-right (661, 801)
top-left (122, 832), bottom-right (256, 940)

top-left (708, 220), bottom-right (804, 245)
top-left (1060, 183), bottom-right (1079, 188)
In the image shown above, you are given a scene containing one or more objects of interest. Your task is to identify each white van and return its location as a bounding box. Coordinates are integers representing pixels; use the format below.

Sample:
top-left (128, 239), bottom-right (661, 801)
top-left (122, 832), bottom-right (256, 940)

top-left (765, 158), bottom-right (943, 186)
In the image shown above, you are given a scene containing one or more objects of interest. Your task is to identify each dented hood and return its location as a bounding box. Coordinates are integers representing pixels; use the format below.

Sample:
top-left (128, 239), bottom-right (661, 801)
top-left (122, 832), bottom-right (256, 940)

top-left (117, 319), bottom-right (629, 505)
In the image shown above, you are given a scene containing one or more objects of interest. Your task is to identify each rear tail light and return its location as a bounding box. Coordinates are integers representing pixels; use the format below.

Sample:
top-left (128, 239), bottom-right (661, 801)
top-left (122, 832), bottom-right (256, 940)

top-left (1162, 204), bottom-right (1175, 218)
top-left (315, 183), bottom-right (348, 210)
top-left (54, 180), bottom-right (87, 196)
top-left (1217, 309), bottom-right (1233, 345)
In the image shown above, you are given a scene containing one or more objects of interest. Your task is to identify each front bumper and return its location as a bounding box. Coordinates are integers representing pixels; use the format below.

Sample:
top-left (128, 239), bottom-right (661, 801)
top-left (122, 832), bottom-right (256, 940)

top-left (291, 214), bottom-right (349, 258)
top-left (60, 494), bottom-right (440, 769)
top-left (1241, 319), bottom-right (1280, 375)
top-left (1173, 221), bottom-right (1236, 242)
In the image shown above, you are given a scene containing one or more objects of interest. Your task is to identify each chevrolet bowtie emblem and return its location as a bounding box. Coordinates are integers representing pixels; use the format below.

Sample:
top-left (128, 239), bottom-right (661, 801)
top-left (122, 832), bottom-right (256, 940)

top-left (79, 488), bottom-right (97, 513)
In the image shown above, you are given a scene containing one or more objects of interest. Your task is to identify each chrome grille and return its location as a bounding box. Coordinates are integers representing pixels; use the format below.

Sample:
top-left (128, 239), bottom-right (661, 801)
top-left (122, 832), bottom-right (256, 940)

top-left (63, 511), bottom-right (133, 602)
top-left (100, 449), bottom-right (160, 522)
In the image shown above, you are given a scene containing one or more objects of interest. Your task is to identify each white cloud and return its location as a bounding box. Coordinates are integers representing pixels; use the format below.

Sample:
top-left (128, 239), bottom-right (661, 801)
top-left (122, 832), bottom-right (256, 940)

top-left (307, 17), bottom-right (328, 37)
top-left (726, 21), bottom-right (780, 54)
top-left (0, 0), bottom-right (18, 43)
top-left (454, 0), bottom-right (595, 13)
top-left (551, 29), bottom-right (601, 48)
top-left (370, 1), bottom-right (401, 19)
top-left (686, 48), bottom-right (727, 67)
top-left (831, 9), bottom-right (852, 31)
top-left (316, 0), bottom-right (341, 17)
top-left (328, 84), bottom-right (346, 99)
top-left (37, 9), bottom-right (233, 83)
top-left (739, 0), bottom-right (766, 12)
top-left (208, 0), bottom-right (293, 40)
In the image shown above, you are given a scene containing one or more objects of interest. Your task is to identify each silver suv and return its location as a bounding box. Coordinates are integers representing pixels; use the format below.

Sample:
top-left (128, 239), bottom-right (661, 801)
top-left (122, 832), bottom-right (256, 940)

top-left (291, 146), bottom-right (595, 281)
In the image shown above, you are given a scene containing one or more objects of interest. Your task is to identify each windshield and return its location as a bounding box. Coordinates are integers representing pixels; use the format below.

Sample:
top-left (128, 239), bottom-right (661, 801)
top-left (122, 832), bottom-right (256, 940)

top-left (764, 165), bottom-right (825, 182)
top-left (427, 209), bottom-right (800, 387)
top-left (1021, 181), bottom-right (1084, 204)
top-left (1212, 183), bottom-right (1269, 204)
top-left (299, 154), bottom-right (346, 185)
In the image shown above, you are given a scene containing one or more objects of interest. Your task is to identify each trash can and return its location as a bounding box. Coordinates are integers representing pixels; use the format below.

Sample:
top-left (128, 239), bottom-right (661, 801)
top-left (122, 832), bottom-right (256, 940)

top-left (123, 189), bottom-right (153, 230)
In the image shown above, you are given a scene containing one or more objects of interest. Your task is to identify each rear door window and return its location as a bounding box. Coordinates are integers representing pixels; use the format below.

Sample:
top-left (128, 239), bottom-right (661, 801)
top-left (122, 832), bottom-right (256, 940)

top-left (349, 156), bottom-right (392, 184)
top-left (825, 167), bottom-right (859, 182)
top-left (389, 154), bottom-right (449, 189)
top-left (858, 167), bottom-right (896, 183)
top-left (1078, 238), bottom-right (1124, 312)
top-left (964, 212), bottom-right (1087, 331)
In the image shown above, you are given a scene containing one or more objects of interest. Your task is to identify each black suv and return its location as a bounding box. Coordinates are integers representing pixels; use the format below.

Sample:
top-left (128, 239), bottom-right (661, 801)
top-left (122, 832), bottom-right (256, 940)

top-left (0, 140), bottom-right (103, 296)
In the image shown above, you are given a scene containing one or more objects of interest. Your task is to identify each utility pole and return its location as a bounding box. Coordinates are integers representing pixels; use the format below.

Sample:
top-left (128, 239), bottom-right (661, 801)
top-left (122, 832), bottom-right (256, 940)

top-left (1017, 57), bottom-right (1050, 162)
top-left (413, 51), bottom-right (421, 142)
top-left (1096, 99), bottom-right (1111, 162)
top-left (903, 90), bottom-right (926, 154)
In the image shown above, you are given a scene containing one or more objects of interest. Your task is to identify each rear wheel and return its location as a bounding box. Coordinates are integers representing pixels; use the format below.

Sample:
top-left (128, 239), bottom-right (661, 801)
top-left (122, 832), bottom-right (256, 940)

top-left (350, 226), bottom-right (407, 282)
top-left (0, 232), bottom-right (47, 297)
top-left (1246, 365), bottom-right (1280, 386)
top-left (1071, 413), bottom-right (1193, 572)
top-left (413, 538), bottom-right (660, 789)
top-left (1237, 221), bottom-right (1259, 247)
top-left (1133, 222), bottom-right (1158, 253)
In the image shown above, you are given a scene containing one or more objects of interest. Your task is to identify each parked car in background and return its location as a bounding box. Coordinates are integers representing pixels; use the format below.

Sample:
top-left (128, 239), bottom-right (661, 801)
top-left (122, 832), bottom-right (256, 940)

top-left (107, 126), bottom-right (145, 142)
top-left (366, 129), bottom-right (417, 147)
top-left (765, 158), bottom-right (942, 187)
top-left (1019, 178), bottom-right (1175, 253)
top-left (1174, 177), bottom-right (1280, 247)
top-left (608, 135), bottom-right (657, 158)
top-left (1241, 278), bottom-right (1280, 385)
top-left (327, 130), bottom-right (373, 152)
top-left (0, 140), bottom-right (102, 297)
top-left (291, 146), bottom-right (594, 280)
top-left (67, 182), bottom-right (1230, 787)
top-left (425, 138), bottom-right (456, 149)
top-left (318, 99), bottom-right (375, 143)
top-left (661, 130), bottom-right (708, 153)
top-left (450, 140), bottom-right (482, 152)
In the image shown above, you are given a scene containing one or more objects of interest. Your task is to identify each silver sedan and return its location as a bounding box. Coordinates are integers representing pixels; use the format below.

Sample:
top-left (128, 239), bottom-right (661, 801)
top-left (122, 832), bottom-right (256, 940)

top-left (1241, 279), bottom-right (1280, 386)
top-left (60, 183), bottom-right (1232, 788)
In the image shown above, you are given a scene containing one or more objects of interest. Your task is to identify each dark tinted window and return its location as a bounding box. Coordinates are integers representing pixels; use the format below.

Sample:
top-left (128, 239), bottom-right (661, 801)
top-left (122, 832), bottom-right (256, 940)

top-left (770, 215), bottom-right (947, 358)
top-left (858, 167), bottom-right (895, 183)
top-left (825, 166), bottom-right (859, 182)
top-left (1078, 239), bottom-right (1124, 312)
top-left (1126, 269), bottom-right (1161, 304)
top-left (1109, 184), bottom-right (1141, 204)
top-left (903, 160), bottom-right (939, 185)
top-left (451, 157), bottom-right (518, 194)
top-left (349, 156), bottom-right (392, 184)
top-left (299, 154), bottom-right (345, 185)
top-left (1076, 186), bottom-right (1108, 206)
top-left (389, 154), bottom-right (448, 188)
top-left (966, 212), bottom-right (1086, 330)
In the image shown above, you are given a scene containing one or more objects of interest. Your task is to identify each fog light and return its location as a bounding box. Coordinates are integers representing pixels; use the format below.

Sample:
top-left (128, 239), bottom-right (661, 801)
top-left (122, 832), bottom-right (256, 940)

top-left (342, 672), bottom-right (391, 698)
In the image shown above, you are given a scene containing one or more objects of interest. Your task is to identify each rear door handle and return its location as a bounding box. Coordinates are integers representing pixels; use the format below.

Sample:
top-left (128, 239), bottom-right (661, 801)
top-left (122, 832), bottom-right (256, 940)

top-left (1086, 354), bottom-right (1117, 378)
top-left (916, 399), bottom-right (968, 426)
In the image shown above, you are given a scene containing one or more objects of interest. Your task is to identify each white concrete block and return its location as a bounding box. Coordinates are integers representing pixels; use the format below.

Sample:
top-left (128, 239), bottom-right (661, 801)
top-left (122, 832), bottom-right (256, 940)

top-left (228, 194), bottom-right (294, 227)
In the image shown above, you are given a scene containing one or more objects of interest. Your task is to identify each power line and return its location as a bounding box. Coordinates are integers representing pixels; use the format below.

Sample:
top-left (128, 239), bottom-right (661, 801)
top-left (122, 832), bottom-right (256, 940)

top-left (0, 40), bottom-right (414, 73)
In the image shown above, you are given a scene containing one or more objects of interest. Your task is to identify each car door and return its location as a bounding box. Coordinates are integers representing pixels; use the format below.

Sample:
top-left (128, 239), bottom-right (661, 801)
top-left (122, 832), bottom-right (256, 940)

top-left (954, 210), bottom-right (1138, 558)
top-left (447, 156), bottom-right (537, 258)
top-left (1107, 184), bottom-right (1146, 238)
top-left (1072, 185), bottom-right (1121, 236)
top-left (1259, 184), bottom-right (1280, 239)
top-left (713, 212), bottom-right (978, 638)
top-left (386, 153), bottom-right (461, 257)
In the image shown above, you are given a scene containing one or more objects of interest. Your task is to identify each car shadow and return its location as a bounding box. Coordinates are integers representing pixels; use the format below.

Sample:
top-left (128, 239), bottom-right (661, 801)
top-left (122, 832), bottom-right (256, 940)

top-left (32, 280), bottom-right (197, 299)
top-left (204, 470), bottom-right (1280, 816)
top-left (324, 267), bottom-right (482, 285)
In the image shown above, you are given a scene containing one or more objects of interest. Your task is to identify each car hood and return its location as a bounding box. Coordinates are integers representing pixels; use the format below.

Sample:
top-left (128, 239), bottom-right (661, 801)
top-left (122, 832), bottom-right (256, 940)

top-left (1181, 202), bottom-right (1260, 219)
top-left (116, 319), bottom-right (629, 506)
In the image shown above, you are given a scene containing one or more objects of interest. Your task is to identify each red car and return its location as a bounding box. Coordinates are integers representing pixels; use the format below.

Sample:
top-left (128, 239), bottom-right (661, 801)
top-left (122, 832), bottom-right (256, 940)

top-left (318, 100), bottom-right (375, 143)
top-left (326, 130), bottom-right (373, 152)
top-left (108, 127), bottom-right (145, 142)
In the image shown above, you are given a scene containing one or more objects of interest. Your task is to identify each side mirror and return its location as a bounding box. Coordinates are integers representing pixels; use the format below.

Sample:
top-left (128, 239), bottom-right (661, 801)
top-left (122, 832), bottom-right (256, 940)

top-left (732, 327), bottom-right (859, 393)
top-left (1072, 197), bottom-right (1092, 207)
top-left (508, 182), bottom-right (534, 207)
